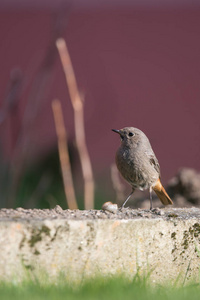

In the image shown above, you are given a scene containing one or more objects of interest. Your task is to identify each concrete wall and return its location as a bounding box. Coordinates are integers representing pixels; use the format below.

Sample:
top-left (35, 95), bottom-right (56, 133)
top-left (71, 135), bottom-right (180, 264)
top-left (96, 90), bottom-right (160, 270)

top-left (1, 207), bottom-right (200, 284)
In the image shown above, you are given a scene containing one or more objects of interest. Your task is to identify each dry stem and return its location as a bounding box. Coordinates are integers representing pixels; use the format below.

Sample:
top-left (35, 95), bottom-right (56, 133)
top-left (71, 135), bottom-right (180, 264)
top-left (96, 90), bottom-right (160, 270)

top-left (52, 99), bottom-right (78, 209)
top-left (56, 38), bottom-right (94, 209)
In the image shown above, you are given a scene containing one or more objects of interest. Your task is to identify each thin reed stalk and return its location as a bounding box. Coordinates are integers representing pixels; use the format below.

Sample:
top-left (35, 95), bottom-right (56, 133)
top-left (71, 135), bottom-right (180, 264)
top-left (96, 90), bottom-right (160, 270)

top-left (52, 98), bottom-right (78, 209)
top-left (56, 38), bottom-right (94, 209)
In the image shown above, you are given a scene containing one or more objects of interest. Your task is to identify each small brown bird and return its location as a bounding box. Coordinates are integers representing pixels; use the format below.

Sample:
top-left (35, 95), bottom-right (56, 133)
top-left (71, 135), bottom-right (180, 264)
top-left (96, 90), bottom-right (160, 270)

top-left (112, 127), bottom-right (173, 209)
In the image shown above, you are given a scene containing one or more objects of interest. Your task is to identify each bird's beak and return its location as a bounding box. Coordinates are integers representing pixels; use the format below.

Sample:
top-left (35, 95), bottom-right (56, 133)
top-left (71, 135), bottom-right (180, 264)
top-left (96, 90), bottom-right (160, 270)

top-left (112, 129), bottom-right (124, 141)
top-left (112, 129), bottom-right (120, 134)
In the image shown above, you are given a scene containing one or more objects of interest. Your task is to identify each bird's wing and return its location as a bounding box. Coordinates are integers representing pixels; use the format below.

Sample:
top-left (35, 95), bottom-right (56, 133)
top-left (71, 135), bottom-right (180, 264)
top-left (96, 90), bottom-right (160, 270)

top-left (145, 151), bottom-right (161, 176)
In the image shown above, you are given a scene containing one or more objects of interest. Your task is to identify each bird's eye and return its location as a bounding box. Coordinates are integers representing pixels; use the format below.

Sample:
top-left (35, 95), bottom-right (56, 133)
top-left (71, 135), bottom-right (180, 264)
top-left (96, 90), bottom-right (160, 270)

top-left (128, 132), bottom-right (134, 137)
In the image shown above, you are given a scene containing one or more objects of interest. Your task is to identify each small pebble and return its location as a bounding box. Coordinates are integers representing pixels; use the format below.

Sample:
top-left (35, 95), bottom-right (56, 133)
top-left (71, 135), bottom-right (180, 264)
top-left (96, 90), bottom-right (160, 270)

top-left (151, 208), bottom-right (162, 215)
top-left (54, 205), bottom-right (63, 213)
top-left (102, 202), bottom-right (118, 213)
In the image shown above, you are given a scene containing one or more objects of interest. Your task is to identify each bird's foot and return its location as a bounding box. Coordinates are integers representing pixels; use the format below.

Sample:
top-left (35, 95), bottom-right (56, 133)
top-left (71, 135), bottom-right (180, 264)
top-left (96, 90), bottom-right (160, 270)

top-left (151, 208), bottom-right (163, 215)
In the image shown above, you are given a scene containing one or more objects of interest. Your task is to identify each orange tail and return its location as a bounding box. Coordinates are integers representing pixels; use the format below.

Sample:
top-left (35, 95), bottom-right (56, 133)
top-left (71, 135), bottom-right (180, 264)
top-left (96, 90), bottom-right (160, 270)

top-left (152, 179), bottom-right (173, 205)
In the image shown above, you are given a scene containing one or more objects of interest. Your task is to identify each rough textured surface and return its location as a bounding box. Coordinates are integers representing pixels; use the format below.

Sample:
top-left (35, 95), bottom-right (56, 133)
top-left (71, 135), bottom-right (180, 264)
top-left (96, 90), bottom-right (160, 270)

top-left (1, 205), bottom-right (200, 220)
top-left (1, 206), bottom-right (200, 284)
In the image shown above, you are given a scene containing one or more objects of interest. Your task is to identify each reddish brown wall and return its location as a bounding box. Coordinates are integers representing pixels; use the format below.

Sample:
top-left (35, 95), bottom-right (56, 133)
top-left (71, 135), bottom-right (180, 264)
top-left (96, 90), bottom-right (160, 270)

top-left (1, 7), bottom-right (200, 183)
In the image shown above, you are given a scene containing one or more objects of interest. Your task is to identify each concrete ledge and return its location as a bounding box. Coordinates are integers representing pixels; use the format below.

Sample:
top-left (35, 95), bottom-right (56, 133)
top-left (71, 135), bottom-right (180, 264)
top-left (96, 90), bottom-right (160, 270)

top-left (1, 207), bottom-right (200, 283)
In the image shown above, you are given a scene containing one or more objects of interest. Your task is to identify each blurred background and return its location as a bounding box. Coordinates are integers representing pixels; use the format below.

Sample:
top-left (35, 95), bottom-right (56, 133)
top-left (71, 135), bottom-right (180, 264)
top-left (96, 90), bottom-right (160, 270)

top-left (1, 0), bottom-right (200, 209)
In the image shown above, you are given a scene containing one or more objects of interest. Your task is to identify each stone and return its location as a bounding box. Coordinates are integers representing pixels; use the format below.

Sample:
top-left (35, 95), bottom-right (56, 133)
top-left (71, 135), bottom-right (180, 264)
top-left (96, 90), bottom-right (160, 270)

top-left (0, 207), bottom-right (200, 284)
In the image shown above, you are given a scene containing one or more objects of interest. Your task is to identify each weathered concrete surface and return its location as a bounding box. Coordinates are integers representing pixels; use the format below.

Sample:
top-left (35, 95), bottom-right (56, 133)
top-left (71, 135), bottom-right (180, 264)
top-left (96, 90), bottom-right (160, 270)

top-left (1, 207), bottom-right (200, 284)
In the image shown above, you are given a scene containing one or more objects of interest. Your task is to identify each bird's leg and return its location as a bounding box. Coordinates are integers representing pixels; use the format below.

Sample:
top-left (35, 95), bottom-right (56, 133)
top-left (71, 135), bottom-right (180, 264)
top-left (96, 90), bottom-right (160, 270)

top-left (149, 187), bottom-right (153, 210)
top-left (121, 189), bottom-right (134, 208)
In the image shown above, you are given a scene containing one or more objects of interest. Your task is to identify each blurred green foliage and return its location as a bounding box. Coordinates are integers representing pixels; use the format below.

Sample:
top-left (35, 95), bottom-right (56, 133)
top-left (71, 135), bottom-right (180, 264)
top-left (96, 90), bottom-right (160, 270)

top-left (15, 150), bottom-right (67, 209)
top-left (12, 148), bottom-right (108, 210)
top-left (0, 274), bottom-right (200, 300)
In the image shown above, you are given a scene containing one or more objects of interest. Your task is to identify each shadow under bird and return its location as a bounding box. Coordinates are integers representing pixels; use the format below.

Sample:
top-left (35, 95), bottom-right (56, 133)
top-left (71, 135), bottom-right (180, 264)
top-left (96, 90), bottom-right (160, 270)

top-left (112, 127), bottom-right (173, 210)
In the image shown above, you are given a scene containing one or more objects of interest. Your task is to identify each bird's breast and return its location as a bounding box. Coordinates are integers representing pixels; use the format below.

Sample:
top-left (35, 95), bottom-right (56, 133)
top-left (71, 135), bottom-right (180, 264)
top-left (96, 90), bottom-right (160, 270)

top-left (116, 147), bottom-right (138, 182)
top-left (115, 146), bottom-right (158, 190)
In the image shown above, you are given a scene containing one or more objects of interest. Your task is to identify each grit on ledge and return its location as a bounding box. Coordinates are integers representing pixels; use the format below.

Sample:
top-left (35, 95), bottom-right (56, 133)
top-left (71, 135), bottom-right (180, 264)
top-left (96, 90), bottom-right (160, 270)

top-left (1, 206), bottom-right (200, 284)
top-left (0, 205), bottom-right (200, 220)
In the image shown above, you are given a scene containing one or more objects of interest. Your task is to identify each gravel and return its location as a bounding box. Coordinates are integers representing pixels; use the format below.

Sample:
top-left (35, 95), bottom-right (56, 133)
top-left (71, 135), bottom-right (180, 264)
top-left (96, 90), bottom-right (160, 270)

top-left (0, 205), bottom-right (199, 222)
